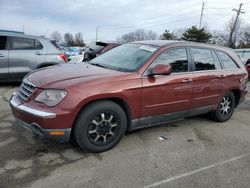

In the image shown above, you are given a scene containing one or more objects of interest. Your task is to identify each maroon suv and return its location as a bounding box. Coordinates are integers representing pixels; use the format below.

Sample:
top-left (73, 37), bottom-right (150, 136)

top-left (10, 40), bottom-right (248, 152)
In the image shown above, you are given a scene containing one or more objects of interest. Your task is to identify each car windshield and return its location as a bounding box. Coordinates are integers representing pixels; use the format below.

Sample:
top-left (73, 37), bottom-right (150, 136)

top-left (90, 43), bottom-right (159, 72)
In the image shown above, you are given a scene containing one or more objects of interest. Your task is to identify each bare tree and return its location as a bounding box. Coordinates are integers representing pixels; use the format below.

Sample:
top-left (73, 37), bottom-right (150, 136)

top-left (64, 33), bottom-right (75, 46)
top-left (75, 32), bottom-right (85, 47)
top-left (238, 24), bottom-right (250, 48)
top-left (50, 31), bottom-right (62, 42)
top-left (117, 29), bottom-right (158, 43)
top-left (160, 30), bottom-right (177, 40)
top-left (146, 30), bottom-right (158, 40)
top-left (209, 31), bottom-right (228, 46)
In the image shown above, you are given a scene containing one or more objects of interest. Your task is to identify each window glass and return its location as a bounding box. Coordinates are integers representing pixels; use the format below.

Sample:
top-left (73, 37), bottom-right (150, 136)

top-left (50, 40), bottom-right (61, 50)
top-left (35, 40), bottom-right (43, 49)
top-left (12, 37), bottom-right (35, 49)
top-left (149, 48), bottom-right (188, 73)
top-left (191, 48), bottom-right (216, 71)
top-left (211, 50), bottom-right (222, 69)
top-left (218, 51), bottom-right (239, 69)
top-left (0, 36), bottom-right (7, 50)
top-left (91, 44), bottom-right (159, 72)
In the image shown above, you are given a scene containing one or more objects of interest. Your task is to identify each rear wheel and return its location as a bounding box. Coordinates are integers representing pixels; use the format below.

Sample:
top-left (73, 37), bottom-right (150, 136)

top-left (210, 92), bottom-right (235, 122)
top-left (74, 101), bottom-right (127, 153)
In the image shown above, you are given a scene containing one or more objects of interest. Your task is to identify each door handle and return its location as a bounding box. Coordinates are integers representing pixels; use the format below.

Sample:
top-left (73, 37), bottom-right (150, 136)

top-left (181, 78), bottom-right (192, 83)
top-left (0, 54), bottom-right (5, 57)
top-left (218, 75), bottom-right (226, 78)
top-left (35, 51), bottom-right (42, 55)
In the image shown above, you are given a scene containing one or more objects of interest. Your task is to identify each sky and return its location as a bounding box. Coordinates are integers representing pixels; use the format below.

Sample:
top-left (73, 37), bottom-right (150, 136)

top-left (0, 0), bottom-right (250, 43)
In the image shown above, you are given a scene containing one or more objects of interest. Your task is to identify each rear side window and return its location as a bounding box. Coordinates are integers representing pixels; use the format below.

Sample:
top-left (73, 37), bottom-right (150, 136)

top-left (50, 40), bottom-right (61, 49)
top-left (12, 37), bottom-right (35, 50)
top-left (211, 50), bottom-right (222, 69)
top-left (35, 40), bottom-right (43, 50)
top-left (191, 48), bottom-right (216, 71)
top-left (0, 36), bottom-right (7, 50)
top-left (217, 51), bottom-right (239, 69)
top-left (150, 48), bottom-right (188, 73)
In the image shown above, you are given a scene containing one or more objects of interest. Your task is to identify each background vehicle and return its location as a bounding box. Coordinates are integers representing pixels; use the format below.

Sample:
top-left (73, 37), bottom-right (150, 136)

top-left (234, 48), bottom-right (250, 78)
top-left (83, 41), bottom-right (120, 61)
top-left (68, 47), bottom-right (85, 63)
top-left (10, 40), bottom-right (248, 153)
top-left (0, 31), bottom-right (67, 82)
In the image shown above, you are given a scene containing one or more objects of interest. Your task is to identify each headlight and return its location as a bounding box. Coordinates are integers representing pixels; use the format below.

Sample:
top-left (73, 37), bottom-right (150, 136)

top-left (35, 89), bottom-right (67, 107)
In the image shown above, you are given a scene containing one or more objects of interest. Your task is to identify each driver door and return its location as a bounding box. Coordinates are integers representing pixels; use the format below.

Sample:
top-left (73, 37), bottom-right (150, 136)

top-left (140, 47), bottom-right (193, 125)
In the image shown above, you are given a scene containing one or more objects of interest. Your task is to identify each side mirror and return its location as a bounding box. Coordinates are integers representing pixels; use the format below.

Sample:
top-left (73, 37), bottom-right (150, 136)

top-left (149, 64), bottom-right (172, 76)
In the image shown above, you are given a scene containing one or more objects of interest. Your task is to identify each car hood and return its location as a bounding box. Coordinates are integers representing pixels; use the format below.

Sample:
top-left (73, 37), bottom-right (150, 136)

top-left (26, 63), bottom-right (129, 88)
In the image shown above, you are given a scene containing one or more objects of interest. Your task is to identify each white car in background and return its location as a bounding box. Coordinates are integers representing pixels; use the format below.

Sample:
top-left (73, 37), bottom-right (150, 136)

top-left (68, 52), bottom-right (84, 63)
top-left (234, 48), bottom-right (250, 63)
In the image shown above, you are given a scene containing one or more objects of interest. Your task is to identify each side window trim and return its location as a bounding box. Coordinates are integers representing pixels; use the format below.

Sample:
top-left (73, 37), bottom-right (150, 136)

top-left (186, 46), bottom-right (195, 72)
top-left (143, 46), bottom-right (191, 76)
top-left (211, 49), bottom-right (223, 69)
top-left (214, 50), bottom-right (225, 69)
top-left (6, 36), bottom-right (10, 50)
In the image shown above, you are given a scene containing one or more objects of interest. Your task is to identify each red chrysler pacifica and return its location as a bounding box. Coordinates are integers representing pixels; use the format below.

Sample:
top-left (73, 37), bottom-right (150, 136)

top-left (10, 40), bottom-right (248, 152)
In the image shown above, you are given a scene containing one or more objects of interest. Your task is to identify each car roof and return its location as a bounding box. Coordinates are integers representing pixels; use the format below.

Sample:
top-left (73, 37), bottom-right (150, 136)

top-left (132, 40), bottom-right (181, 47)
top-left (132, 40), bottom-right (233, 51)
top-left (0, 31), bottom-right (50, 40)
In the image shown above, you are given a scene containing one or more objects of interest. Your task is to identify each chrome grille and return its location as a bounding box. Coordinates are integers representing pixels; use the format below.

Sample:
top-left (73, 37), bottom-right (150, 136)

top-left (17, 79), bottom-right (36, 102)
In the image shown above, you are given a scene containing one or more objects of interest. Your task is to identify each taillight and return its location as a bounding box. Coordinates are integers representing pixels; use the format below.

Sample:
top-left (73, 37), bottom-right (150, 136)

top-left (58, 53), bottom-right (67, 63)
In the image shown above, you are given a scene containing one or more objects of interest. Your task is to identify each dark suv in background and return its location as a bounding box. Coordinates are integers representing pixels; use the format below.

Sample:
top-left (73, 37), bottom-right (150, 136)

top-left (84, 41), bottom-right (120, 61)
top-left (0, 32), bottom-right (67, 82)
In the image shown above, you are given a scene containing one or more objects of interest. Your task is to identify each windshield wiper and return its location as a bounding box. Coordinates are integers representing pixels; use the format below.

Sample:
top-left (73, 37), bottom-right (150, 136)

top-left (90, 63), bottom-right (108, 69)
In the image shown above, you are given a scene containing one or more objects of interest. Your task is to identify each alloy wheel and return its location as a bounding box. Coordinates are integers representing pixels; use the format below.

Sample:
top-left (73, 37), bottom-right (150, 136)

top-left (220, 96), bottom-right (232, 116)
top-left (87, 112), bottom-right (119, 146)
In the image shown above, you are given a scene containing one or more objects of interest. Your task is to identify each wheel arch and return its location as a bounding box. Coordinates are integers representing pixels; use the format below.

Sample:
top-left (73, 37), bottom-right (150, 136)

top-left (230, 89), bottom-right (241, 107)
top-left (70, 96), bottom-right (133, 140)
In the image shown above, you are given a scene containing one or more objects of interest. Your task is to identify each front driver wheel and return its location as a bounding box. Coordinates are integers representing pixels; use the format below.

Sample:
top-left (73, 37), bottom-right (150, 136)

top-left (74, 101), bottom-right (127, 153)
top-left (210, 92), bottom-right (236, 122)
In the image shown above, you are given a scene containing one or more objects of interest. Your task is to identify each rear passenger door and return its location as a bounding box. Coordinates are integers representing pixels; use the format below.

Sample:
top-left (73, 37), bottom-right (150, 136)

top-left (217, 51), bottom-right (243, 90)
top-left (8, 37), bottom-right (45, 80)
top-left (0, 35), bottom-right (9, 79)
top-left (189, 47), bottom-right (226, 111)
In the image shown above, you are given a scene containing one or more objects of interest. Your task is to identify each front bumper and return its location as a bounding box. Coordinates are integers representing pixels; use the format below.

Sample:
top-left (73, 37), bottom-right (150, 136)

top-left (9, 93), bottom-right (72, 142)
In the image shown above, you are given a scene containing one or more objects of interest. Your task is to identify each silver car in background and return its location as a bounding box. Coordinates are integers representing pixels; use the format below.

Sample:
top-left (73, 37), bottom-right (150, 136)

top-left (0, 31), bottom-right (67, 82)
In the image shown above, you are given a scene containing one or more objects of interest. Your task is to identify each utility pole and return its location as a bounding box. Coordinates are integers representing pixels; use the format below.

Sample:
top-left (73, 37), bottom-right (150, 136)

top-left (96, 27), bottom-right (99, 42)
top-left (199, 2), bottom-right (205, 29)
top-left (228, 3), bottom-right (245, 47)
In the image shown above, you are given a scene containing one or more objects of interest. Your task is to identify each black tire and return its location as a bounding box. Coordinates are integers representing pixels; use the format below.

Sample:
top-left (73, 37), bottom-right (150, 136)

top-left (74, 100), bottom-right (127, 153)
top-left (210, 92), bottom-right (236, 122)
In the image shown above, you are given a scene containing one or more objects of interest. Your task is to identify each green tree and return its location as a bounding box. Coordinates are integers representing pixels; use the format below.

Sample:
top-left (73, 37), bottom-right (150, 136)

top-left (182, 26), bottom-right (211, 43)
top-left (161, 30), bottom-right (176, 40)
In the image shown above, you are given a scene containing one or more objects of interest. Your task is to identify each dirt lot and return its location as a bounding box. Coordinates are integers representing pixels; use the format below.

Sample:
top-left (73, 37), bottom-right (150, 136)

top-left (0, 83), bottom-right (250, 188)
